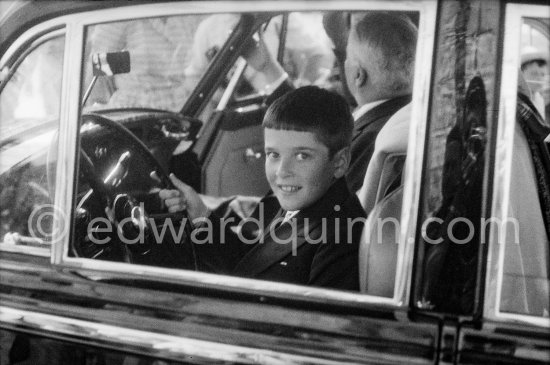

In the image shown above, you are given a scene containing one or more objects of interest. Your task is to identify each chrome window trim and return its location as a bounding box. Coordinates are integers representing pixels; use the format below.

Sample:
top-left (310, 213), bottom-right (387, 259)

top-left (0, 244), bottom-right (50, 257)
top-left (54, 16), bottom-right (83, 265)
top-left (47, 0), bottom-right (436, 308)
top-left (51, 1), bottom-right (434, 25)
top-left (484, 3), bottom-right (550, 329)
top-left (394, 1), bottom-right (436, 305)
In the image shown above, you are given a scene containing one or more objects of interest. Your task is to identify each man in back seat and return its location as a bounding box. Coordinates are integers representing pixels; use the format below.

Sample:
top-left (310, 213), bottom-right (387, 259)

top-left (252, 12), bottom-right (417, 194)
top-left (342, 12), bottom-right (417, 192)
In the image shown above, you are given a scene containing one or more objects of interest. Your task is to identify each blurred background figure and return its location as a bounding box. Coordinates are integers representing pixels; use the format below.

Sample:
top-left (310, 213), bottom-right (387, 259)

top-left (86, 16), bottom-right (204, 111)
top-left (520, 46), bottom-right (550, 122)
top-left (184, 13), bottom-right (334, 95)
top-left (322, 11), bottom-right (356, 108)
top-left (85, 13), bottom-right (335, 114)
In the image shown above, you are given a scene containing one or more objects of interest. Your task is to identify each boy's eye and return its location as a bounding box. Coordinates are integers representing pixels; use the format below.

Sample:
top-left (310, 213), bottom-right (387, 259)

top-left (296, 153), bottom-right (310, 161)
top-left (266, 151), bottom-right (279, 159)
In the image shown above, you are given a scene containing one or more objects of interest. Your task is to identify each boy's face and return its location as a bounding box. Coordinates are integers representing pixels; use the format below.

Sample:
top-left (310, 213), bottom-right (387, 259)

top-left (264, 128), bottom-right (347, 211)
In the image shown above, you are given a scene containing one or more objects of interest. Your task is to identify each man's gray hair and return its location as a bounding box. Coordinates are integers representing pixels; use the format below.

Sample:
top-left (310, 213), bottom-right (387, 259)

top-left (352, 12), bottom-right (417, 95)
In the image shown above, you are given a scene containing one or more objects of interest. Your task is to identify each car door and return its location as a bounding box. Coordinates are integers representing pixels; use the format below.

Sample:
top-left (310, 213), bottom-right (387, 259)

top-left (0, 1), bottom-right (460, 364)
top-left (0, 15), bottom-right (159, 365)
top-left (454, 3), bottom-right (550, 364)
top-left (57, 2), bottom-right (443, 363)
top-left (409, 1), bottom-right (550, 363)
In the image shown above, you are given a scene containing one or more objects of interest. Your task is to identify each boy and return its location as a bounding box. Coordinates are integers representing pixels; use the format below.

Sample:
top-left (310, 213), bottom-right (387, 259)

top-left (160, 86), bottom-right (366, 291)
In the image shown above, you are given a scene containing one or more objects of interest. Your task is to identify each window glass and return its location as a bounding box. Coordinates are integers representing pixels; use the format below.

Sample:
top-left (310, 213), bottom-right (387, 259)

top-left (498, 16), bottom-right (549, 318)
top-left (252, 12), bottom-right (335, 89)
top-left (82, 14), bottom-right (212, 112)
top-left (71, 10), bottom-right (425, 298)
top-left (195, 12), bottom-right (335, 121)
top-left (281, 13), bottom-right (335, 87)
top-left (520, 19), bottom-right (550, 122)
top-left (413, 3), bottom-right (496, 315)
top-left (228, 12), bottom-right (334, 103)
top-left (0, 34), bottom-right (65, 251)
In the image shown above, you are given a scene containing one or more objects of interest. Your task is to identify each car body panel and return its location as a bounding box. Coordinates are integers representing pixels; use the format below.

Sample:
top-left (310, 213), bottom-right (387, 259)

top-left (0, 251), bottom-right (439, 364)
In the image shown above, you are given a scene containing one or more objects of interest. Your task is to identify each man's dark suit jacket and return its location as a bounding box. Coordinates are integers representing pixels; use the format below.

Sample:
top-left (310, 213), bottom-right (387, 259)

top-left (193, 178), bottom-right (366, 291)
top-left (347, 95), bottom-right (412, 192)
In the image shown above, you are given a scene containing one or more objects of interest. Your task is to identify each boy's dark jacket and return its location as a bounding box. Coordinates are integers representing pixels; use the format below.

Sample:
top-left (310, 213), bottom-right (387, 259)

top-left (193, 178), bottom-right (365, 291)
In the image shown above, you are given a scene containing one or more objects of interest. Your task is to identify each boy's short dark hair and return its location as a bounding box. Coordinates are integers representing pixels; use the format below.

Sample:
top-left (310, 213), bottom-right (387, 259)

top-left (262, 86), bottom-right (353, 157)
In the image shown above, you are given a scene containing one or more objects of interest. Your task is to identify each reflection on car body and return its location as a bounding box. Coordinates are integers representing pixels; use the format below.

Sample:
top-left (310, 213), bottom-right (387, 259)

top-left (0, 0), bottom-right (549, 364)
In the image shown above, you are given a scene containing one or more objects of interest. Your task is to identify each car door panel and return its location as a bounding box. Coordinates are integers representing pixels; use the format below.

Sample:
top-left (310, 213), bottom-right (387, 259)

top-left (200, 106), bottom-right (268, 197)
top-left (457, 324), bottom-right (550, 365)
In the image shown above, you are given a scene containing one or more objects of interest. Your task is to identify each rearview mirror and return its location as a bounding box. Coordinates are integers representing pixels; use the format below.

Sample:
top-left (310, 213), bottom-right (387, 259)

top-left (92, 51), bottom-right (131, 76)
top-left (83, 51), bottom-right (130, 106)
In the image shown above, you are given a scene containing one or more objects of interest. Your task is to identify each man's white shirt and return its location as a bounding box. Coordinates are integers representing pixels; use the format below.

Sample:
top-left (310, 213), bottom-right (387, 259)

top-left (352, 99), bottom-right (389, 121)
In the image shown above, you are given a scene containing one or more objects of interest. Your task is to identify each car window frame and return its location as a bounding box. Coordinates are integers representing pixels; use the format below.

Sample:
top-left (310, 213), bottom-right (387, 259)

top-left (24, 0), bottom-right (438, 308)
top-left (484, 2), bottom-right (550, 329)
top-left (0, 22), bottom-right (68, 258)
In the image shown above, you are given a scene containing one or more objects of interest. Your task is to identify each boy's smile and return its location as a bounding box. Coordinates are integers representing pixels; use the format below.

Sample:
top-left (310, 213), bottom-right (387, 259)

top-left (264, 128), bottom-right (346, 211)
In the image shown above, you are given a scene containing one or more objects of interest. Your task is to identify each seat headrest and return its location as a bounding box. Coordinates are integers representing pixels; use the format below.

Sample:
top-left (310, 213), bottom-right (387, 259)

top-left (374, 103), bottom-right (412, 155)
top-left (357, 103), bottom-right (411, 213)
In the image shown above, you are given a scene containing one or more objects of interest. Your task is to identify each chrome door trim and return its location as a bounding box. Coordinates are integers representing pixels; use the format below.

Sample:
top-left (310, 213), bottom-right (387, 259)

top-left (394, 0), bottom-right (437, 306)
top-left (0, 306), bottom-right (362, 365)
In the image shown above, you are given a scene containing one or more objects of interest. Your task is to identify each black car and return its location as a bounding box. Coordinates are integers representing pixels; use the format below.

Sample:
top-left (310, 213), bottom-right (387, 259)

top-left (0, 0), bottom-right (549, 364)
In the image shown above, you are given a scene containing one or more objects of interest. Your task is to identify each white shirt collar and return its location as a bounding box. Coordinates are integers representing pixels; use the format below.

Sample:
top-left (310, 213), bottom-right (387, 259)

top-left (352, 99), bottom-right (389, 121)
top-left (283, 210), bottom-right (299, 223)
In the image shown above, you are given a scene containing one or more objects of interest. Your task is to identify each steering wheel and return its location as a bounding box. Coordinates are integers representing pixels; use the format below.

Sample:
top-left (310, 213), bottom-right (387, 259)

top-left (71, 113), bottom-right (196, 269)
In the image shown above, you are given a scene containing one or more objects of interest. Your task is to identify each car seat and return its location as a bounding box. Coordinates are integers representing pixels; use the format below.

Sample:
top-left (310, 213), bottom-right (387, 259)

top-left (357, 103), bottom-right (410, 294)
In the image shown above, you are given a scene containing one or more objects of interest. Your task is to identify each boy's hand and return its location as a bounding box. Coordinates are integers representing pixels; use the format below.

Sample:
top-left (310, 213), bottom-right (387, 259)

top-left (159, 174), bottom-right (209, 221)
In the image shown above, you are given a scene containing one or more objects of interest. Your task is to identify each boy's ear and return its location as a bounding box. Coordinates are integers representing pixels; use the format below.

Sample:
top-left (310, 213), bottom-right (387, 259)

top-left (332, 147), bottom-right (351, 178)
